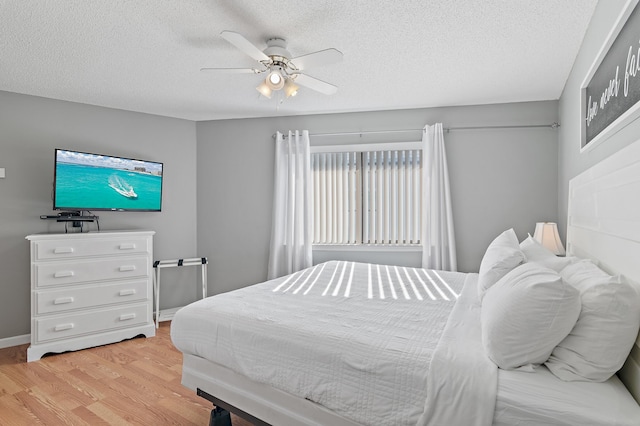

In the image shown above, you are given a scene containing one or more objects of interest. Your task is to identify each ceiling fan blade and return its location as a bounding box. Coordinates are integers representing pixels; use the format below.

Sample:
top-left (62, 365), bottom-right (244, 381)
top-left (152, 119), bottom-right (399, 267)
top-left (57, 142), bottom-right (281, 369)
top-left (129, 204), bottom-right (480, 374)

top-left (200, 67), bottom-right (261, 74)
top-left (293, 73), bottom-right (338, 95)
top-left (220, 31), bottom-right (269, 62)
top-left (291, 48), bottom-right (343, 70)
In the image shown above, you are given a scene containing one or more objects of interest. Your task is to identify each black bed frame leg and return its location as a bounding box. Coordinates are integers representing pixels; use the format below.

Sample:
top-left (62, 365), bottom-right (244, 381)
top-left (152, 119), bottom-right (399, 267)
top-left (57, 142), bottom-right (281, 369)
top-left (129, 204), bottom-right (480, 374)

top-left (209, 406), bottom-right (232, 426)
top-left (197, 388), bottom-right (269, 426)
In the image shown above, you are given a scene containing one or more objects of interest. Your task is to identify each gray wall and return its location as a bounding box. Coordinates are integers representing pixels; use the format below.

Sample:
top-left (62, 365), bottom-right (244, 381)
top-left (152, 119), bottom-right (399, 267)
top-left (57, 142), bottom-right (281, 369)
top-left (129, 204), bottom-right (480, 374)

top-left (196, 100), bottom-right (559, 295)
top-left (0, 90), bottom-right (198, 340)
top-left (558, 0), bottom-right (640, 237)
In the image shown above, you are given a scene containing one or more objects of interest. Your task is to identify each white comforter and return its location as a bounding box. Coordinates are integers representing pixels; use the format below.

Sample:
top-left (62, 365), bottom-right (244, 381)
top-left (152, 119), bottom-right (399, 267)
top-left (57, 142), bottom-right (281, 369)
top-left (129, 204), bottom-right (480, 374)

top-left (420, 268), bottom-right (498, 426)
top-left (171, 261), bottom-right (495, 425)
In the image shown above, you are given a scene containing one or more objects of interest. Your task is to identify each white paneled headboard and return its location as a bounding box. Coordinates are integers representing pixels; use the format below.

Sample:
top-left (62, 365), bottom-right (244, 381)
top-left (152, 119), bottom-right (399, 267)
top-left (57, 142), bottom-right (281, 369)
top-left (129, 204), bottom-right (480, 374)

top-left (567, 137), bottom-right (640, 403)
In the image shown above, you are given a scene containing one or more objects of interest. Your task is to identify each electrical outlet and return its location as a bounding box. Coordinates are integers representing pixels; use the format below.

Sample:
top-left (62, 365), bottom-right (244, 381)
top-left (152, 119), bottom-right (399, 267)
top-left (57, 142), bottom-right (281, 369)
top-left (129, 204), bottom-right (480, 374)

top-left (0, 168), bottom-right (5, 178)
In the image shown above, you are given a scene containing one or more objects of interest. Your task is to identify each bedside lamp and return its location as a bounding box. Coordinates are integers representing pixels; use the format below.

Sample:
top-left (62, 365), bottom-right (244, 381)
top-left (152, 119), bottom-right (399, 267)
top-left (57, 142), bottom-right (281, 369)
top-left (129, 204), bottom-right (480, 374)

top-left (533, 222), bottom-right (566, 256)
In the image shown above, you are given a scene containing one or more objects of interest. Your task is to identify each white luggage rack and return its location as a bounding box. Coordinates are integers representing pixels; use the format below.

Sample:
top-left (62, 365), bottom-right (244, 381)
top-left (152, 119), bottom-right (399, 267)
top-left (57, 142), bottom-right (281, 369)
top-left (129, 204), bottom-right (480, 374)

top-left (152, 257), bottom-right (208, 328)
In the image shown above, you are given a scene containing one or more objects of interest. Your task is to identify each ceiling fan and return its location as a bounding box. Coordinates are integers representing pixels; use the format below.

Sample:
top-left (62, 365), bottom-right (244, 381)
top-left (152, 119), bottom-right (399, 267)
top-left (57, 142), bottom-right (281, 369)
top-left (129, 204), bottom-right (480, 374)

top-left (201, 31), bottom-right (343, 99)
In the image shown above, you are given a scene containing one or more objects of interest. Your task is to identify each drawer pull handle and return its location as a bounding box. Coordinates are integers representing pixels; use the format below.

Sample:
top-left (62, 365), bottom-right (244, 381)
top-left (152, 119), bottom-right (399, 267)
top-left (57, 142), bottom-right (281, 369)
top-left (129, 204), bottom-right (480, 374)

top-left (119, 265), bottom-right (136, 272)
top-left (119, 313), bottom-right (136, 321)
top-left (54, 270), bottom-right (74, 278)
top-left (53, 247), bottom-right (74, 254)
top-left (53, 297), bottom-right (74, 305)
top-left (119, 243), bottom-right (136, 250)
top-left (119, 289), bottom-right (136, 296)
top-left (54, 323), bottom-right (74, 332)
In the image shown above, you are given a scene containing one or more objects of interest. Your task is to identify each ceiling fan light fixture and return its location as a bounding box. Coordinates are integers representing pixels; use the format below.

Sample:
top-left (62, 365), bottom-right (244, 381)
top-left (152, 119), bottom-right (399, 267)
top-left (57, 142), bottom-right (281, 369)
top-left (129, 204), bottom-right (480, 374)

top-left (207, 31), bottom-right (343, 99)
top-left (266, 69), bottom-right (285, 90)
top-left (284, 78), bottom-right (299, 97)
top-left (256, 79), bottom-right (273, 98)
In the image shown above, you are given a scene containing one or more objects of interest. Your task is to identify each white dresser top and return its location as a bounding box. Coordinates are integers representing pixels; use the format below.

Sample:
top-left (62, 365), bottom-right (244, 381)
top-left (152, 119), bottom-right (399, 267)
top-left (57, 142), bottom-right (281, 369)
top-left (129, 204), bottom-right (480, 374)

top-left (27, 230), bottom-right (155, 241)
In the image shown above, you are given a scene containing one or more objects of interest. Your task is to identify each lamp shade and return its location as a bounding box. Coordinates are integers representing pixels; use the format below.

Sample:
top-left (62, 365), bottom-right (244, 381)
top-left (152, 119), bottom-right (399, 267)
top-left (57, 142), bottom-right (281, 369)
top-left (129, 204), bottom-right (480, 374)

top-left (283, 78), bottom-right (299, 97)
top-left (256, 79), bottom-right (273, 98)
top-left (266, 69), bottom-right (285, 90)
top-left (533, 222), bottom-right (566, 256)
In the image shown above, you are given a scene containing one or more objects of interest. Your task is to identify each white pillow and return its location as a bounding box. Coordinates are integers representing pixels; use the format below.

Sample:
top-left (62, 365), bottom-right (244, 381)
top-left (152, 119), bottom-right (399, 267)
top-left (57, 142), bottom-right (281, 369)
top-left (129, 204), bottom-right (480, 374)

top-left (477, 228), bottom-right (525, 300)
top-left (558, 259), bottom-right (614, 290)
top-left (546, 265), bottom-right (640, 382)
top-left (519, 235), bottom-right (574, 271)
top-left (481, 263), bottom-right (581, 369)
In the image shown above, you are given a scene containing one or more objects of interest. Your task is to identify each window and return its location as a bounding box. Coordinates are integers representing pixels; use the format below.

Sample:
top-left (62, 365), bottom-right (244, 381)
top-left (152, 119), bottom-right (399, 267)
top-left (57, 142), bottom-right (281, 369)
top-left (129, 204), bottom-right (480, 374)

top-left (311, 144), bottom-right (422, 246)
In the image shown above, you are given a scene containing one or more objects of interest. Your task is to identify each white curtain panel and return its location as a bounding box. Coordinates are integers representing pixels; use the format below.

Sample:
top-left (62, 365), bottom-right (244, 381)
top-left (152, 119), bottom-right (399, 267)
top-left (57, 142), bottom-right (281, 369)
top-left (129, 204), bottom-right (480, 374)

top-left (267, 130), bottom-right (313, 279)
top-left (421, 123), bottom-right (457, 271)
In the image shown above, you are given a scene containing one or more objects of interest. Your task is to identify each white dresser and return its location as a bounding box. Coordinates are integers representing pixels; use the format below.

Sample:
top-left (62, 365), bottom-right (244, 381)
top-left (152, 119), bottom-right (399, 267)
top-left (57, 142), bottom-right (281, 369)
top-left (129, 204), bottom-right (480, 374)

top-left (25, 230), bottom-right (156, 362)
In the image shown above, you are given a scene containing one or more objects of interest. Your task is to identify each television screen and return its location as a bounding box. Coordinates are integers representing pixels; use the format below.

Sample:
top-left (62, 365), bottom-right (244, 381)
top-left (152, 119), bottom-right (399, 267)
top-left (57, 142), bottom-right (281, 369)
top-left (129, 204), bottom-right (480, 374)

top-left (53, 149), bottom-right (163, 212)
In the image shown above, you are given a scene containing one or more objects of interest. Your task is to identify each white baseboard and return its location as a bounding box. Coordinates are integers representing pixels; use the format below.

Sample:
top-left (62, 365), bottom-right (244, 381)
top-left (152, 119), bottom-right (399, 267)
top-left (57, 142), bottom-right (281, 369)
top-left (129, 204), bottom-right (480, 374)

top-left (0, 334), bottom-right (30, 349)
top-left (157, 306), bottom-right (184, 323)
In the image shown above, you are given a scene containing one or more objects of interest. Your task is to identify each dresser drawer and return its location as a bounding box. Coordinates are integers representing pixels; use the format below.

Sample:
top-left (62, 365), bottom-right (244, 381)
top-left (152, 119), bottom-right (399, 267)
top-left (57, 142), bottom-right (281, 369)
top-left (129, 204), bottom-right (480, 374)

top-left (33, 236), bottom-right (151, 261)
top-left (35, 280), bottom-right (149, 315)
top-left (34, 303), bottom-right (150, 343)
top-left (34, 256), bottom-right (149, 288)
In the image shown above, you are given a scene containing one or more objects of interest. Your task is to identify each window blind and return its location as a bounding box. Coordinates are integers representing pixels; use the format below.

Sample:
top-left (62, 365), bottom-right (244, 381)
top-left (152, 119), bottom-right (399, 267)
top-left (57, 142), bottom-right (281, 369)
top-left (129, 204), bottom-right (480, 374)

top-left (312, 152), bottom-right (359, 244)
top-left (311, 149), bottom-right (421, 245)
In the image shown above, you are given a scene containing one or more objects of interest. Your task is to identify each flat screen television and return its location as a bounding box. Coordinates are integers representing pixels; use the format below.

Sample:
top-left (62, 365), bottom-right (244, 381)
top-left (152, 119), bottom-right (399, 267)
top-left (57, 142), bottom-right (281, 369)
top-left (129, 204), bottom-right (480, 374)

top-left (53, 149), bottom-right (163, 212)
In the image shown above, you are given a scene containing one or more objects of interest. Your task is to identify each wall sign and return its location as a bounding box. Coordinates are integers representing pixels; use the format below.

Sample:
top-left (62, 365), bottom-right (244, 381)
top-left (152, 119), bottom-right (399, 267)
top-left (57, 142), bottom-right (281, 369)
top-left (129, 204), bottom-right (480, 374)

top-left (581, 0), bottom-right (640, 151)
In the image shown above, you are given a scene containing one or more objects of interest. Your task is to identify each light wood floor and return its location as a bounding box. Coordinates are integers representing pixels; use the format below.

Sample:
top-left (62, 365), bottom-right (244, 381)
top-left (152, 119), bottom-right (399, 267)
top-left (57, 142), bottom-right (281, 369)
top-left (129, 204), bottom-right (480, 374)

top-left (0, 322), bottom-right (253, 425)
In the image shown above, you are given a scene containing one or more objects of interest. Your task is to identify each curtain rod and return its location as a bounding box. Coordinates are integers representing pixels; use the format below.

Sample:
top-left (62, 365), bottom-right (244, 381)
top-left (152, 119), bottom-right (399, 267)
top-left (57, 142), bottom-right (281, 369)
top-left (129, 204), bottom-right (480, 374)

top-left (273, 122), bottom-right (560, 139)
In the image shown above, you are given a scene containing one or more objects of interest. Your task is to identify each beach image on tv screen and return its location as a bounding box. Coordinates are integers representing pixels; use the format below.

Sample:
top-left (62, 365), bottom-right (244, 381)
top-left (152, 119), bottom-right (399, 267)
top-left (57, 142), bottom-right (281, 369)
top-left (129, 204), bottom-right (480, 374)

top-left (55, 150), bottom-right (163, 211)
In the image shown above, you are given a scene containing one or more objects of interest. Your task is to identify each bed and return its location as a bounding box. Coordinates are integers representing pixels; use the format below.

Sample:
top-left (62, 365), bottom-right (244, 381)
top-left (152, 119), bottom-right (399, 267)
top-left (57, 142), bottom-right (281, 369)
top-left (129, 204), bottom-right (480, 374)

top-left (171, 137), bottom-right (640, 426)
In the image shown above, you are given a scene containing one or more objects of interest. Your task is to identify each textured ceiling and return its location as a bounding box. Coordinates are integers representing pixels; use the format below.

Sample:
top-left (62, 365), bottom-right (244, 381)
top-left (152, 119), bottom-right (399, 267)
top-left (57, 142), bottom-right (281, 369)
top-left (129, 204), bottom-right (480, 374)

top-left (0, 0), bottom-right (598, 121)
